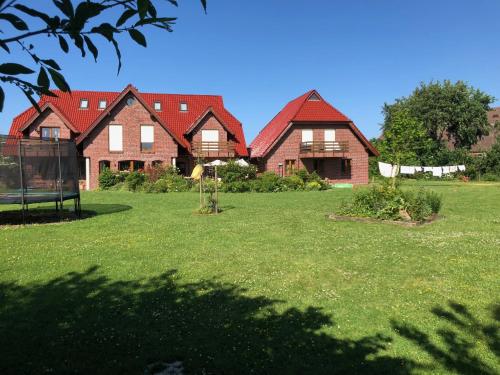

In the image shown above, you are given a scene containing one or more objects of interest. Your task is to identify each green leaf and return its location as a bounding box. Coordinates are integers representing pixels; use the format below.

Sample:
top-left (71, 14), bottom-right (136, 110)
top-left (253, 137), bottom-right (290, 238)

top-left (84, 36), bottom-right (98, 62)
top-left (14, 4), bottom-right (51, 24)
top-left (200, 0), bottom-right (207, 13)
top-left (21, 88), bottom-right (41, 113)
top-left (0, 41), bottom-right (10, 53)
top-left (137, 0), bottom-right (149, 20)
top-left (0, 63), bottom-right (35, 75)
top-left (135, 17), bottom-right (176, 27)
top-left (167, 0), bottom-right (178, 6)
top-left (48, 68), bottom-right (70, 92)
top-left (37, 67), bottom-right (50, 88)
top-left (116, 9), bottom-right (136, 27)
top-left (58, 36), bottom-right (69, 53)
top-left (147, 3), bottom-right (157, 18)
top-left (0, 86), bottom-right (4, 112)
top-left (111, 39), bottom-right (122, 74)
top-left (91, 23), bottom-right (116, 41)
top-left (128, 29), bottom-right (147, 47)
top-left (41, 59), bottom-right (61, 70)
top-left (71, 34), bottom-right (86, 57)
top-left (0, 13), bottom-right (28, 30)
top-left (53, 0), bottom-right (74, 18)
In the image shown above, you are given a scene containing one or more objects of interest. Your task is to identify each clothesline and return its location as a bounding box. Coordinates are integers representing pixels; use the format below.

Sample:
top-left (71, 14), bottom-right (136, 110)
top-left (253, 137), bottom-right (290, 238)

top-left (378, 162), bottom-right (465, 178)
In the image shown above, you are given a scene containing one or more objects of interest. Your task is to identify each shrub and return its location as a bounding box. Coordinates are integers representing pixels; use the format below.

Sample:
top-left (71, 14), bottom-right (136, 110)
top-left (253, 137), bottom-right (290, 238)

top-left (218, 160), bottom-right (257, 183)
top-left (251, 172), bottom-right (286, 192)
top-left (305, 181), bottom-right (322, 191)
top-left (221, 180), bottom-right (251, 193)
top-left (98, 167), bottom-right (117, 190)
top-left (283, 174), bottom-right (305, 190)
top-left (339, 184), bottom-right (441, 222)
top-left (125, 171), bottom-right (146, 192)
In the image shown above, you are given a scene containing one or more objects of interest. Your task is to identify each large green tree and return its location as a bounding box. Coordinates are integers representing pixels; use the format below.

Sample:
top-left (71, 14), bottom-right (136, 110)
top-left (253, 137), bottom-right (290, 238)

top-left (0, 0), bottom-right (206, 111)
top-left (383, 80), bottom-right (495, 149)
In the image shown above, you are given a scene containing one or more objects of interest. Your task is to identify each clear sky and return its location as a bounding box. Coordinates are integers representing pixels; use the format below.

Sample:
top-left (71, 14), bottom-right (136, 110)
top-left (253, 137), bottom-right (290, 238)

top-left (1, 0), bottom-right (499, 142)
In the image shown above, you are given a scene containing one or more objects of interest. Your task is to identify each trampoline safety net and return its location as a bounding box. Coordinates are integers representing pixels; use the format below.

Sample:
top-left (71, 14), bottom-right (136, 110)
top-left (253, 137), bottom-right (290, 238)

top-left (0, 135), bottom-right (80, 206)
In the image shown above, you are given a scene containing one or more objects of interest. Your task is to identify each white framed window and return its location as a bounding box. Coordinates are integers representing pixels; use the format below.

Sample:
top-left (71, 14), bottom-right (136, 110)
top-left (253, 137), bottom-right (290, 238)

top-left (154, 101), bottom-right (161, 111)
top-left (324, 129), bottom-right (336, 150)
top-left (98, 100), bottom-right (107, 110)
top-left (302, 129), bottom-right (313, 144)
top-left (202, 129), bottom-right (219, 151)
top-left (141, 125), bottom-right (154, 152)
top-left (180, 102), bottom-right (188, 112)
top-left (80, 99), bottom-right (89, 109)
top-left (109, 125), bottom-right (123, 152)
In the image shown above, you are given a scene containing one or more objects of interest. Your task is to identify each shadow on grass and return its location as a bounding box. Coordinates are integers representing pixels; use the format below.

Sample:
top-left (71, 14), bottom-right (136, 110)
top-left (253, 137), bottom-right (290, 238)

top-left (0, 266), bottom-right (418, 375)
top-left (391, 301), bottom-right (500, 375)
top-left (0, 204), bottom-right (131, 226)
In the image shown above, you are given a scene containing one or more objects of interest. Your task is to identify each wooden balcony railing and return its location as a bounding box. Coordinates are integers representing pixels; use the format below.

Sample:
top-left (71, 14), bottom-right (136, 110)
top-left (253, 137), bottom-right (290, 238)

top-left (191, 141), bottom-right (236, 157)
top-left (299, 141), bottom-right (349, 156)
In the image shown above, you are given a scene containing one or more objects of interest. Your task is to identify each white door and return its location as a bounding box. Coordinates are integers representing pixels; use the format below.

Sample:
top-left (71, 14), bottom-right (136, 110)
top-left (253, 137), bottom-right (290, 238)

top-left (202, 130), bottom-right (219, 151)
top-left (324, 129), bottom-right (335, 150)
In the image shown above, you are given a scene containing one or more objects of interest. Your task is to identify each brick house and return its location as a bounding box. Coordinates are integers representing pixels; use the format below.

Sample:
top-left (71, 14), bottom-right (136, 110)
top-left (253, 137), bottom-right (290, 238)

top-left (249, 90), bottom-right (379, 184)
top-left (8, 84), bottom-right (248, 190)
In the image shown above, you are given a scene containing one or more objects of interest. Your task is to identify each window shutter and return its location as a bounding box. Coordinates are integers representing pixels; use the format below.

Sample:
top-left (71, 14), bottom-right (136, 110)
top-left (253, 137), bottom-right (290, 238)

top-left (109, 125), bottom-right (123, 151)
top-left (141, 125), bottom-right (154, 143)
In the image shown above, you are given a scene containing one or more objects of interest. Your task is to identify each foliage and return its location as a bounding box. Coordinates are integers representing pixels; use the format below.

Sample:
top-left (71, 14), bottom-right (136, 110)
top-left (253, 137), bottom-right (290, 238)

top-left (251, 172), bottom-right (286, 193)
top-left (383, 80), bottom-right (495, 149)
top-left (217, 160), bottom-right (257, 183)
top-left (97, 167), bottom-right (117, 190)
top-left (282, 174), bottom-right (305, 190)
top-left (377, 108), bottom-right (435, 166)
top-left (339, 183), bottom-right (441, 221)
top-left (0, 0), bottom-right (206, 111)
top-left (125, 171), bottom-right (145, 192)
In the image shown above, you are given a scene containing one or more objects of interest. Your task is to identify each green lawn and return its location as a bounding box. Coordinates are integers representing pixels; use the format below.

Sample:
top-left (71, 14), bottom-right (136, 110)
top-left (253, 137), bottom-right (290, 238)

top-left (0, 181), bottom-right (499, 374)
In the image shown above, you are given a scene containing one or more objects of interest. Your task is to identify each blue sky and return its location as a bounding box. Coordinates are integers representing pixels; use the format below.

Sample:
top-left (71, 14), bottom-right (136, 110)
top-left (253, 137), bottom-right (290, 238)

top-left (1, 0), bottom-right (499, 141)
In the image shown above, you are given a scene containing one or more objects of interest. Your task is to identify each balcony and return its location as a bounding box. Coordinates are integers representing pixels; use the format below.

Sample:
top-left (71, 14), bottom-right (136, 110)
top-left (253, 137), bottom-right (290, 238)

top-left (299, 141), bottom-right (349, 157)
top-left (191, 141), bottom-right (236, 158)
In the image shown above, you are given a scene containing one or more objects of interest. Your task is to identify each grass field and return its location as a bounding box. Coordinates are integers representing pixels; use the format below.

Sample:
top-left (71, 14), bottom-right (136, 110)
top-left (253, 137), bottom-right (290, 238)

top-left (0, 181), bottom-right (499, 374)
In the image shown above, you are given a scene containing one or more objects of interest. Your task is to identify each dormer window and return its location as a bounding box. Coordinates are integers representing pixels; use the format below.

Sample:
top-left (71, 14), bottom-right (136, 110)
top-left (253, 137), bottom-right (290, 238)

top-left (80, 99), bottom-right (89, 109)
top-left (180, 102), bottom-right (188, 112)
top-left (98, 100), bottom-right (107, 110)
top-left (308, 93), bottom-right (320, 101)
top-left (154, 101), bottom-right (161, 111)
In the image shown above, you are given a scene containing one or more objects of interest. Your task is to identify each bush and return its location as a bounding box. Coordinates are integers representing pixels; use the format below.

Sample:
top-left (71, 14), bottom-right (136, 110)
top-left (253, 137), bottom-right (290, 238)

top-left (98, 167), bottom-right (117, 190)
top-left (221, 180), bottom-right (251, 193)
top-left (125, 171), bottom-right (146, 192)
top-left (217, 160), bottom-right (257, 183)
top-left (283, 174), bottom-right (305, 190)
top-left (251, 172), bottom-right (286, 192)
top-left (305, 181), bottom-right (322, 191)
top-left (339, 184), bottom-right (441, 222)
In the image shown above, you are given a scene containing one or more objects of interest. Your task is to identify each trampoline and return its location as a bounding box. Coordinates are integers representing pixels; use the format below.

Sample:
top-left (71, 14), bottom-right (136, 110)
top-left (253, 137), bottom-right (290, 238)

top-left (0, 135), bottom-right (81, 222)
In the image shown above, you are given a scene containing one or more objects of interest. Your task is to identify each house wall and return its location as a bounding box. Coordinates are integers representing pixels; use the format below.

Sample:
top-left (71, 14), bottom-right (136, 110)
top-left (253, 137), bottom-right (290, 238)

top-left (82, 95), bottom-right (178, 189)
top-left (26, 110), bottom-right (73, 139)
top-left (190, 114), bottom-right (229, 144)
top-left (262, 123), bottom-right (369, 184)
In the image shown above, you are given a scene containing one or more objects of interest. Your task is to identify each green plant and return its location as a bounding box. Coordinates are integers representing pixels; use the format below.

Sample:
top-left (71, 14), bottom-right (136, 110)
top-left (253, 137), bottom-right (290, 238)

top-left (251, 172), bottom-right (286, 192)
top-left (283, 175), bottom-right (305, 190)
top-left (98, 167), bottom-right (118, 190)
top-left (217, 160), bottom-right (257, 183)
top-left (125, 171), bottom-right (145, 192)
top-left (305, 181), bottom-right (322, 191)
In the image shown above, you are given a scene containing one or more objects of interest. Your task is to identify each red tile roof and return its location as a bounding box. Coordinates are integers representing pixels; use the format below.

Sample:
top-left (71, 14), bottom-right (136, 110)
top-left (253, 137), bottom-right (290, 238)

top-left (9, 85), bottom-right (248, 156)
top-left (249, 90), bottom-right (378, 157)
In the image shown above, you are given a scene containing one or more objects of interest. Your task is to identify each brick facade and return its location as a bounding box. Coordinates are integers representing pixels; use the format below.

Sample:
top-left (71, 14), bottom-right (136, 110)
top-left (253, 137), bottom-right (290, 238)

top-left (81, 94), bottom-right (178, 189)
top-left (262, 123), bottom-right (369, 184)
top-left (27, 111), bottom-right (73, 140)
top-left (190, 114), bottom-right (229, 144)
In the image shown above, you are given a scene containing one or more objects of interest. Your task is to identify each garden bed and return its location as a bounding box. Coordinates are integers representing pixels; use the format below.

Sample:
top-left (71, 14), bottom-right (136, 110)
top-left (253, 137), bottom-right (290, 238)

top-left (328, 213), bottom-right (440, 227)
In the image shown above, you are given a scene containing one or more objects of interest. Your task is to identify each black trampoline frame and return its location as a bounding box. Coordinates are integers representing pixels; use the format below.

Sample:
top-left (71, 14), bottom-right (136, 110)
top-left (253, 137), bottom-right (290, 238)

top-left (0, 136), bottom-right (81, 223)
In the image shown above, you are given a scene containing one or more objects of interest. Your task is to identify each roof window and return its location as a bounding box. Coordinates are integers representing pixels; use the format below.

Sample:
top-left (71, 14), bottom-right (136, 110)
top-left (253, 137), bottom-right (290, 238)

top-left (98, 100), bottom-right (107, 110)
top-left (80, 99), bottom-right (89, 109)
top-left (180, 102), bottom-right (188, 112)
top-left (154, 101), bottom-right (162, 111)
